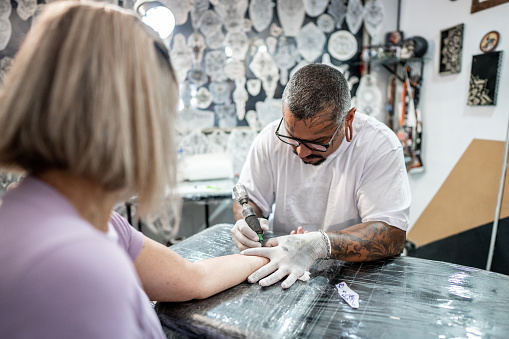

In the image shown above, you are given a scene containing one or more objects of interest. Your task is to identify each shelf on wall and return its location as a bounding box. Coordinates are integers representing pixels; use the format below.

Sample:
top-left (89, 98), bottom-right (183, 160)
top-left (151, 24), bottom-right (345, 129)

top-left (367, 57), bottom-right (427, 91)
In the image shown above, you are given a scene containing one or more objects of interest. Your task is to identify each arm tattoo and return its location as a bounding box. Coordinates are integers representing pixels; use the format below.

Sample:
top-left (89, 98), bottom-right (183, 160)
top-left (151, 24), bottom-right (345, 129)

top-left (328, 222), bottom-right (406, 262)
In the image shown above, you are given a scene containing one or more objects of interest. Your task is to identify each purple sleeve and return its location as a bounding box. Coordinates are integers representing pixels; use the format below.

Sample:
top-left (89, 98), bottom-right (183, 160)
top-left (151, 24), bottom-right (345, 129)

top-left (109, 212), bottom-right (144, 262)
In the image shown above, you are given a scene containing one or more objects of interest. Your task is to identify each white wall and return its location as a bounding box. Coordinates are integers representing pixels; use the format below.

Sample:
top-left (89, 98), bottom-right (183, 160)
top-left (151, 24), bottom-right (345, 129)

top-left (398, 0), bottom-right (509, 229)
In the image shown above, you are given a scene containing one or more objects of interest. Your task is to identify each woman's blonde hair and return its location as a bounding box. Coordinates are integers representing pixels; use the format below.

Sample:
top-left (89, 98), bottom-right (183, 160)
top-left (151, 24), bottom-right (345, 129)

top-left (0, 1), bottom-right (180, 219)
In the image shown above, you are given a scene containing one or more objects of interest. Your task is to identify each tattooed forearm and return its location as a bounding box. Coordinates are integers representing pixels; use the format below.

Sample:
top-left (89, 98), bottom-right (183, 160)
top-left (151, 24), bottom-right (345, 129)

top-left (327, 221), bottom-right (406, 262)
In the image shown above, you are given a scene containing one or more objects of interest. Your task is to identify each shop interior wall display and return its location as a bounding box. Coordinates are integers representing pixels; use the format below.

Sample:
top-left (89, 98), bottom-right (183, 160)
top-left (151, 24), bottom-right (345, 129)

top-left (407, 139), bottom-right (509, 275)
top-left (1, 0), bottom-right (391, 184)
top-left (169, 0), bottom-right (375, 174)
top-left (397, 0), bottom-right (509, 237)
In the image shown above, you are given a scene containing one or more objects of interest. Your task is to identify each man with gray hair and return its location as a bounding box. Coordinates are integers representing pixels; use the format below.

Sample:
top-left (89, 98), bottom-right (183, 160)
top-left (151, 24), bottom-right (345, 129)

top-left (232, 63), bottom-right (411, 289)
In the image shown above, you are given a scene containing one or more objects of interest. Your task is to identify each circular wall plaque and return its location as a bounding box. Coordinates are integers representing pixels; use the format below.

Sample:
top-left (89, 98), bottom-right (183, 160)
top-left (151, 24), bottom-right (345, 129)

top-left (480, 31), bottom-right (499, 53)
top-left (328, 30), bottom-right (358, 61)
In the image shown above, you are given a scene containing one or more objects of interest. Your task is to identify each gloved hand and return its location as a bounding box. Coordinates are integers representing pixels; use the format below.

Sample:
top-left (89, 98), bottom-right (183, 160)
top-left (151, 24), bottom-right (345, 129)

top-left (231, 218), bottom-right (269, 251)
top-left (241, 231), bottom-right (330, 289)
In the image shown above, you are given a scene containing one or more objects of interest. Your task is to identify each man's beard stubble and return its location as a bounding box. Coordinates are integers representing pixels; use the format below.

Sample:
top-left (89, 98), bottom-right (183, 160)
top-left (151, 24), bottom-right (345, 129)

top-left (292, 150), bottom-right (327, 166)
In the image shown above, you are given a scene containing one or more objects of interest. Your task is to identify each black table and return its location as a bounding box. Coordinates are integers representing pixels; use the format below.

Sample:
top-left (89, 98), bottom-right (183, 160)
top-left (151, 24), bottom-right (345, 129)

top-left (156, 224), bottom-right (509, 338)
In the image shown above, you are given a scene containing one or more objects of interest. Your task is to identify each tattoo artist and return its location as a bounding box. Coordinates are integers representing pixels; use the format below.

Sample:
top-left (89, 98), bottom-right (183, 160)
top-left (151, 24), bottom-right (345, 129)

top-left (232, 64), bottom-right (411, 289)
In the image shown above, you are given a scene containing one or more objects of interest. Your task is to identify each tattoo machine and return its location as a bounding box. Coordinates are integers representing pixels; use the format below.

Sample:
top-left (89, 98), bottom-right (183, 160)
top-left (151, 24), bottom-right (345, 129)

top-left (233, 184), bottom-right (264, 242)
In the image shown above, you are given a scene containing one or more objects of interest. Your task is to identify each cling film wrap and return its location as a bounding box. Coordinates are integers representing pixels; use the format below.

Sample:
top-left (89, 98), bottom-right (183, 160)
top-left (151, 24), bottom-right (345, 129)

top-left (156, 224), bottom-right (509, 338)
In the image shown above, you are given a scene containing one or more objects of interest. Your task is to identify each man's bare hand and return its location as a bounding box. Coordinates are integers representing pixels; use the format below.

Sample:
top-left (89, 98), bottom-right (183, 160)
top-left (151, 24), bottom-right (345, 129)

top-left (290, 226), bottom-right (308, 235)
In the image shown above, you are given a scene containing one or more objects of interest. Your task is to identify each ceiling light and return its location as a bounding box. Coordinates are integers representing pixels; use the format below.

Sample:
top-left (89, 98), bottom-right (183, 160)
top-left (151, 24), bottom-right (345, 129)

top-left (134, 1), bottom-right (175, 40)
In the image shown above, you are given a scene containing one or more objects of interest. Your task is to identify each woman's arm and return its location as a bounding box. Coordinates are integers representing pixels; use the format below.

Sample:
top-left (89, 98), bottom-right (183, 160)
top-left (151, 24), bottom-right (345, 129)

top-left (133, 236), bottom-right (269, 302)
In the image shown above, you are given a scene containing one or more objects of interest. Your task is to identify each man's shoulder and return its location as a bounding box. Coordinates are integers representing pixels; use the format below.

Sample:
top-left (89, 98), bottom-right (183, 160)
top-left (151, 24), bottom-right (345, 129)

top-left (355, 113), bottom-right (401, 148)
top-left (250, 119), bottom-right (285, 154)
top-left (355, 112), bottom-right (391, 131)
top-left (257, 119), bottom-right (280, 138)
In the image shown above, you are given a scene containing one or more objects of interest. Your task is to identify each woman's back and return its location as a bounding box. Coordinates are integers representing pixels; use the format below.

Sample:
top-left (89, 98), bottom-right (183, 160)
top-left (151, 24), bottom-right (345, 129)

top-left (0, 177), bottom-right (165, 338)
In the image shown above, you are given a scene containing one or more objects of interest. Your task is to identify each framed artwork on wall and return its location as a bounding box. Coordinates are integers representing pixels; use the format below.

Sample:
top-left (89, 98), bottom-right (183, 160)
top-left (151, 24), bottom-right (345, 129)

top-left (480, 31), bottom-right (500, 53)
top-left (467, 51), bottom-right (503, 106)
top-left (471, 0), bottom-right (509, 13)
top-left (439, 24), bottom-right (464, 75)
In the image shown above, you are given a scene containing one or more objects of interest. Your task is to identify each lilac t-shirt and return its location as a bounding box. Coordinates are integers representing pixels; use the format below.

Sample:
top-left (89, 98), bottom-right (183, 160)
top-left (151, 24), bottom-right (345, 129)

top-left (0, 177), bottom-right (165, 339)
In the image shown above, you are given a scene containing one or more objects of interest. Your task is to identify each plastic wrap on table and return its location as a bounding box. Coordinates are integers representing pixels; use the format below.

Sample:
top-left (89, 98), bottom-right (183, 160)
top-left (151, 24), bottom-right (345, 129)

top-left (156, 224), bottom-right (509, 338)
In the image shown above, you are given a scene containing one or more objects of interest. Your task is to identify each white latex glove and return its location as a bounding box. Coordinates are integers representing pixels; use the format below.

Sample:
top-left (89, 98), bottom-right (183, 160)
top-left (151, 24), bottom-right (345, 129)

top-left (231, 218), bottom-right (269, 251)
top-left (241, 232), bottom-right (329, 289)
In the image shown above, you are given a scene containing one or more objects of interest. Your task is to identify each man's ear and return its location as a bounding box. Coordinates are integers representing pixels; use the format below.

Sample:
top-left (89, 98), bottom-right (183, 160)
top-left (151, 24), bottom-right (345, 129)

top-left (345, 108), bottom-right (356, 124)
top-left (344, 108), bottom-right (356, 142)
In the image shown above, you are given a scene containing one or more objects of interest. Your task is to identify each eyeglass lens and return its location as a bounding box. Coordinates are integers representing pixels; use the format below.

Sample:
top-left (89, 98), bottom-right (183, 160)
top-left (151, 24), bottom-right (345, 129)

top-left (277, 135), bottom-right (327, 151)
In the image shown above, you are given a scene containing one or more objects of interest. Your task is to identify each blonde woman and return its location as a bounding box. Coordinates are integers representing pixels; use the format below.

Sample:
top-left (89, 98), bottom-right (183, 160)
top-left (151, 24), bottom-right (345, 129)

top-left (0, 2), bottom-right (268, 338)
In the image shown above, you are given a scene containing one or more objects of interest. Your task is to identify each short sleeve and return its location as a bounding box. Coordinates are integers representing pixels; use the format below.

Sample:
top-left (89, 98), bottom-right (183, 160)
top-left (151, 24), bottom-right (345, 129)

top-left (109, 212), bottom-right (144, 261)
top-left (357, 138), bottom-right (411, 231)
top-left (238, 125), bottom-right (276, 218)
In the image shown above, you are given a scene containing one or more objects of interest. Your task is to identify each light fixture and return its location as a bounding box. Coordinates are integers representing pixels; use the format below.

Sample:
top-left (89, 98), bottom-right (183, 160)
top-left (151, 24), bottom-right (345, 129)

top-left (134, 0), bottom-right (175, 40)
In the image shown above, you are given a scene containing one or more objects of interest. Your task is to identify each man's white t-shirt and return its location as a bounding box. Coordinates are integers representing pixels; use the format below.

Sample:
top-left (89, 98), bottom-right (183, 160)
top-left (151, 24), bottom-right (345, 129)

top-left (238, 112), bottom-right (411, 234)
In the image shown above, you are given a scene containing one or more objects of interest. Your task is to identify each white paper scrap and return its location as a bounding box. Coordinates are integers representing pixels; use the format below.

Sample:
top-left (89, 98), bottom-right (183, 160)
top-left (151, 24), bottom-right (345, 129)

top-left (335, 282), bottom-right (359, 309)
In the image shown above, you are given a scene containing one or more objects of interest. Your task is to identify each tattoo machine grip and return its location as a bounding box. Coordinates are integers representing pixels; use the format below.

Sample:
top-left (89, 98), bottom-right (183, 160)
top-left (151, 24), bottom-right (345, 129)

top-left (233, 184), bottom-right (264, 242)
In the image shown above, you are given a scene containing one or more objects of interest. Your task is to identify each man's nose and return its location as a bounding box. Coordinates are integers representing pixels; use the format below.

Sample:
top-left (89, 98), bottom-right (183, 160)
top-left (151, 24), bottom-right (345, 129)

top-left (295, 144), bottom-right (312, 158)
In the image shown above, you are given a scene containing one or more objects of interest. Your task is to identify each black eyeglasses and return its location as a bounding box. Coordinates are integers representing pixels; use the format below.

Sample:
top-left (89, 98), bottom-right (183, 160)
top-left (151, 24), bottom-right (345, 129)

top-left (274, 117), bottom-right (341, 152)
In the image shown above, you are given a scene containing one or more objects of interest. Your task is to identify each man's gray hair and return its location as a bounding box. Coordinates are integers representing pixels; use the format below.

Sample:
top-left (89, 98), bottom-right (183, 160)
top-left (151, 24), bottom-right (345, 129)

top-left (282, 63), bottom-right (351, 127)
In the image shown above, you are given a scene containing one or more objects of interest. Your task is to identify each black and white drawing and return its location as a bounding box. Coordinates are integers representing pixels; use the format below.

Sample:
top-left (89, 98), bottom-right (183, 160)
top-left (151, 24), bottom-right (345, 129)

top-left (249, 0), bottom-right (273, 33)
top-left (327, 0), bottom-right (348, 29)
top-left (0, 0), bottom-right (12, 51)
top-left (170, 34), bottom-right (192, 83)
top-left (328, 30), bottom-right (358, 61)
top-left (277, 0), bottom-right (305, 37)
top-left (346, 0), bottom-right (364, 34)
top-left (205, 50), bottom-right (227, 81)
top-left (439, 24), bottom-right (464, 75)
top-left (233, 78), bottom-right (249, 120)
top-left (198, 10), bottom-right (222, 38)
top-left (304, 0), bottom-right (329, 17)
top-left (317, 13), bottom-right (335, 33)
top-left (467, 51), bottom-right (503, 106)
top-left (274, 36), bottom-right (296, 85)
top-left (296, 22), bottom-right (326, 63)
top-left (247, 79), bottom-right (261, 96)
top-left (363, 0), bottom-right (385, 40)
top-left (16, 0), bottom-right (37, 21)
top-left (195, 87), bottom-right (213, 109)
top-left (0, 56), bottom-right (13, 83)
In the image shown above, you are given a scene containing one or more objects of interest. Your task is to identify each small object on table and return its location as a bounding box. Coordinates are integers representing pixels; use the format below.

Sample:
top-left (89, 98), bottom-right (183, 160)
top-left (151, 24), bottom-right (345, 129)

top-left (335, 282), bottom-right (359, 309)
